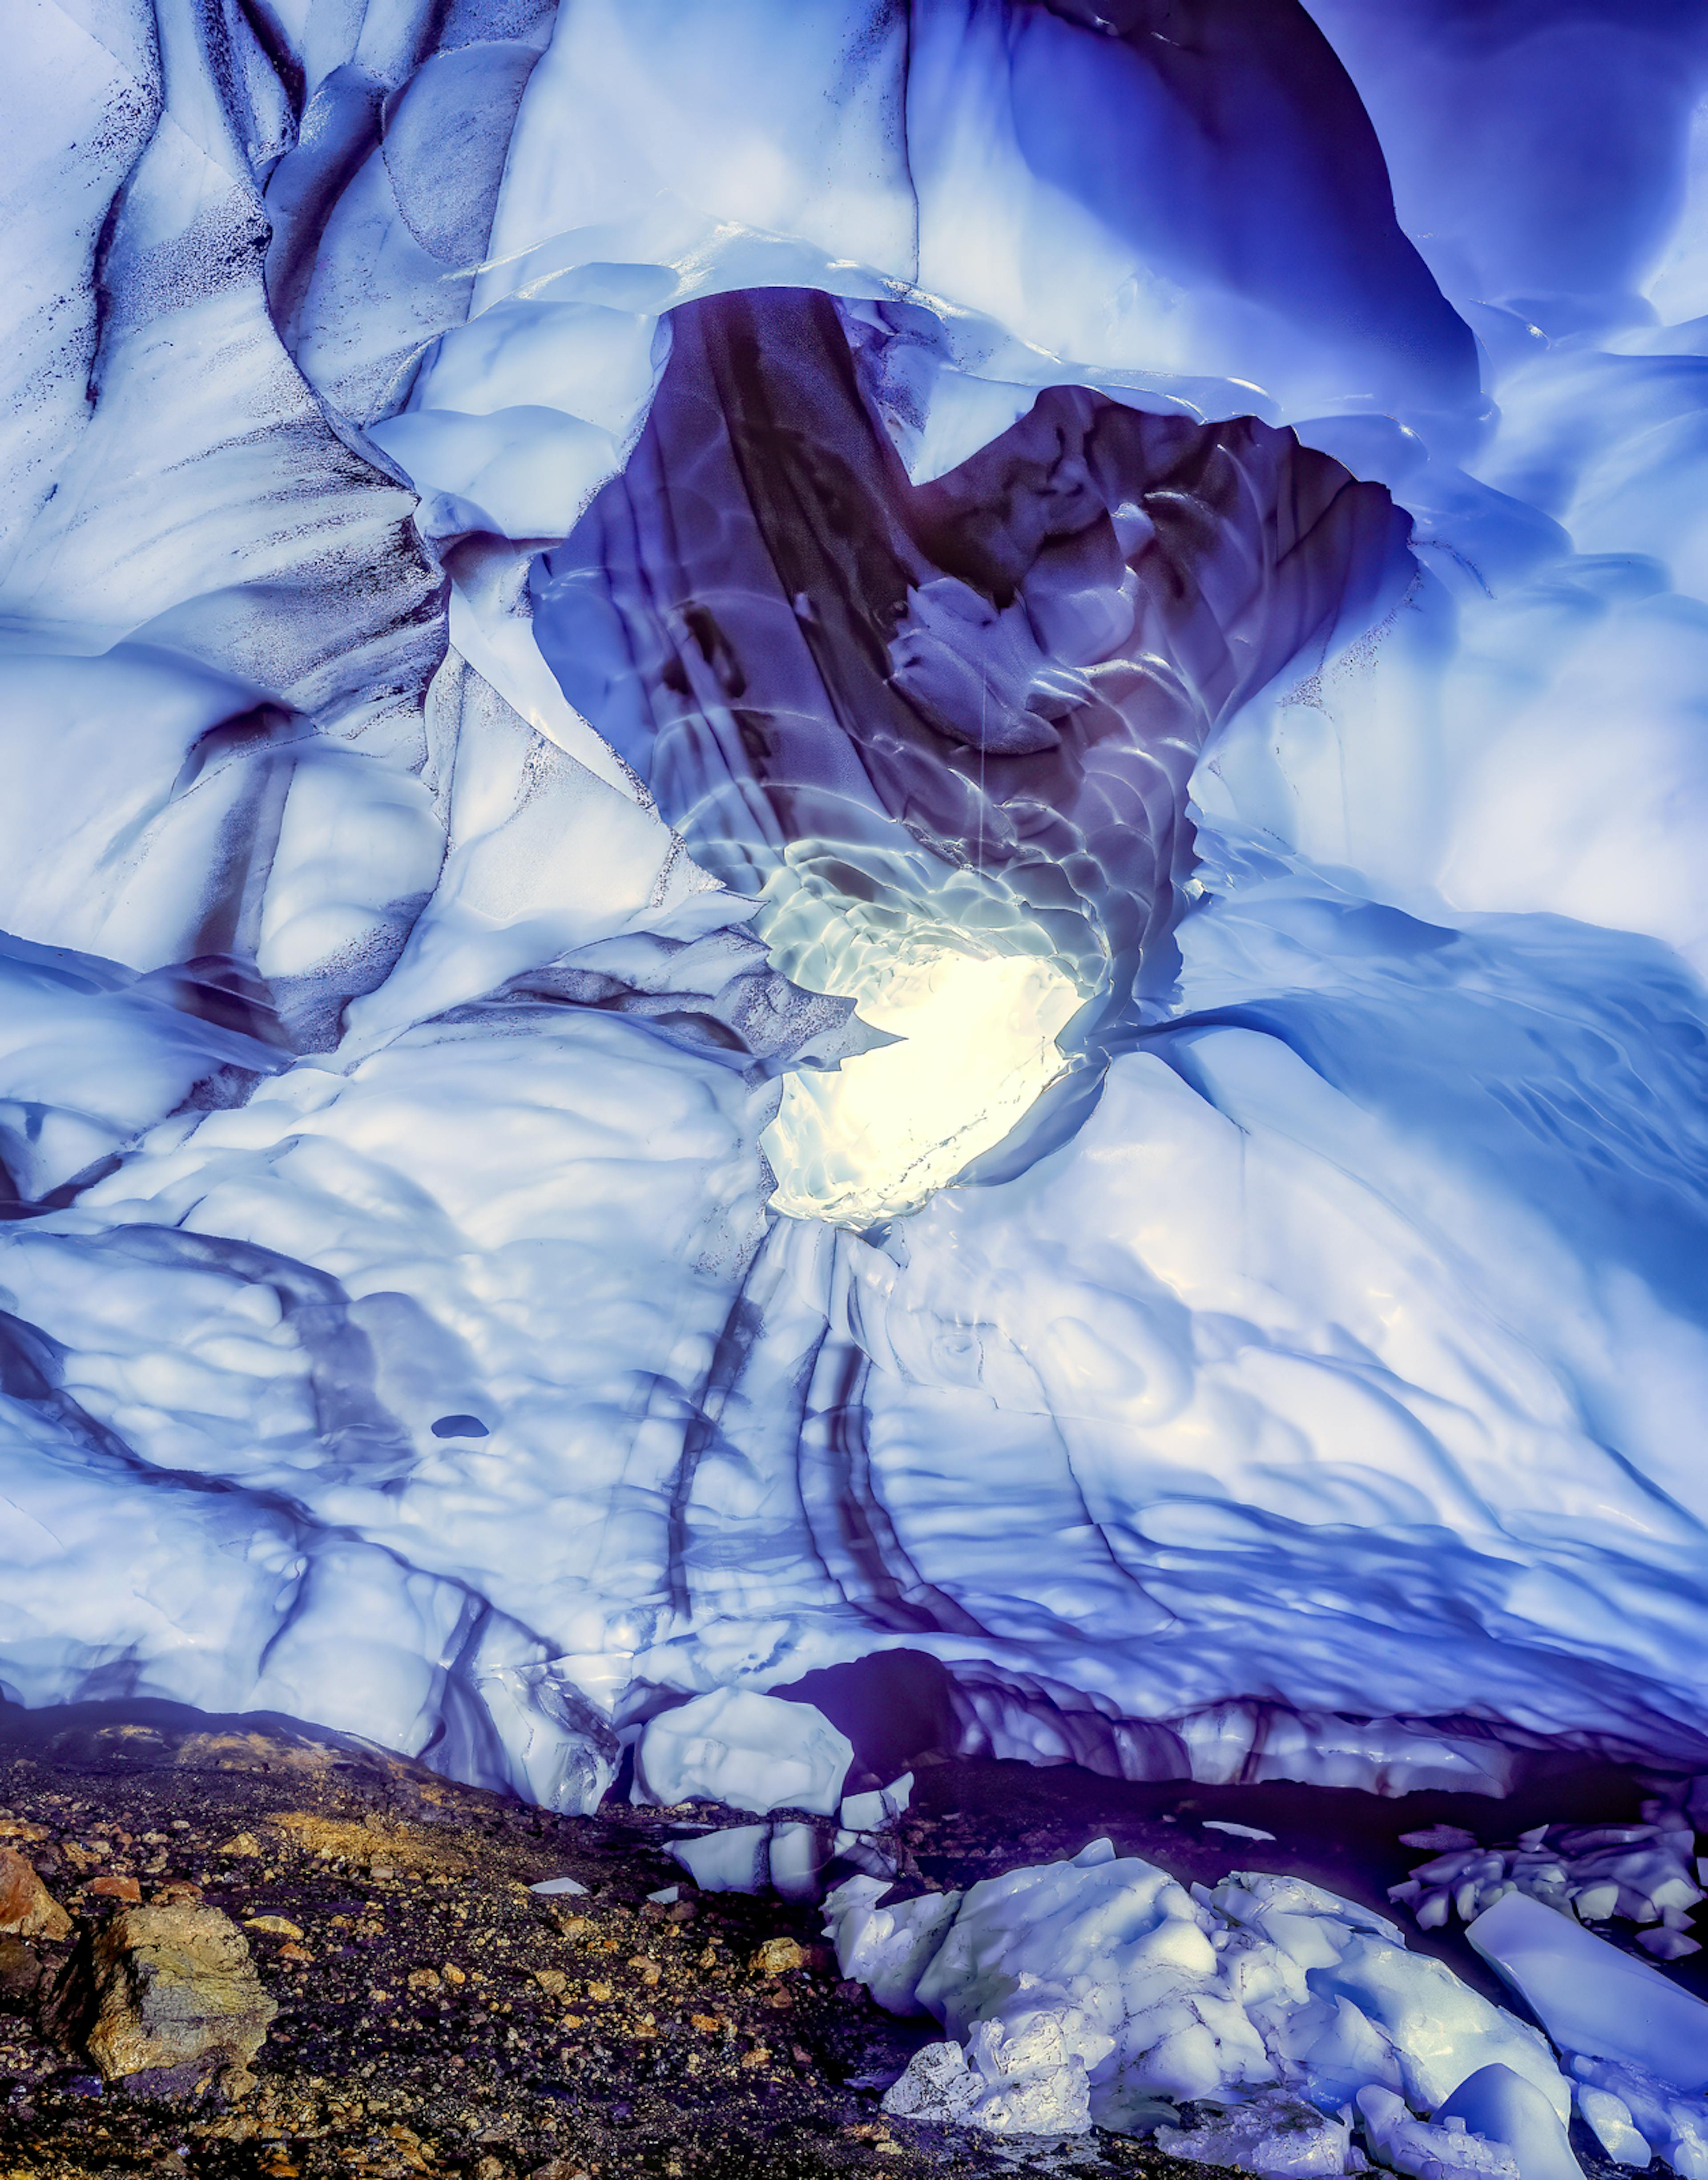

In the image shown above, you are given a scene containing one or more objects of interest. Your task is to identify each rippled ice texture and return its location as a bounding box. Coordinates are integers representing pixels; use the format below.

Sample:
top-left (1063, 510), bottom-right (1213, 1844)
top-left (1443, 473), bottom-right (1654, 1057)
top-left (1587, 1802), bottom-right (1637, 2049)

top-left (5, 0), bottom-right (1708, 1821)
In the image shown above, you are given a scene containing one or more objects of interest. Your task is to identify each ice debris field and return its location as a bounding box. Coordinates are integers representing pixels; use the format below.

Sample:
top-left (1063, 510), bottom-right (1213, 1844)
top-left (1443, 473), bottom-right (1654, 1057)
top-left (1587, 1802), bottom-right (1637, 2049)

top-left (9, 0), bottom-right (1708, 2162)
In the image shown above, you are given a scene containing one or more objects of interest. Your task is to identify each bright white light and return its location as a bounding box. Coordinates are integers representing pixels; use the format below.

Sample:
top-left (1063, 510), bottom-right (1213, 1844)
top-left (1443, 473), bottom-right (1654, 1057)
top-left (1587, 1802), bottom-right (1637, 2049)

top-left (763, 947), bottom-right (1081, 1228)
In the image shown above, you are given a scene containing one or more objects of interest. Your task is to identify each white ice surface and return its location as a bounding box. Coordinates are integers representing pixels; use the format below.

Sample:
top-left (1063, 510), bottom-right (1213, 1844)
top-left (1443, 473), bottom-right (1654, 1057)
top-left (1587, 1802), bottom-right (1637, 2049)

top-left (830, 1843), bottom-right (1567, 2143)
top-left (633, 1687), bottom-right (852, 1817)
top-left (1467, 1893), bottom-right (1708, 2095)
top-left (1158, 2093), bottom-right (1362, 2180)
top-left (839, 1774), bottom-right (914, 1835)
top-left (1356, 2085), bottom-right (1516, 2180)
top-left (1434, 2068), bottom-right (1580, 2180)
top-left (667, 1824), bottom-right (770, 1896)
top-left (1390, 1801), bottom-right (1703, 1948)
top-left (1467, 1891), bottom-right (1708, 2179)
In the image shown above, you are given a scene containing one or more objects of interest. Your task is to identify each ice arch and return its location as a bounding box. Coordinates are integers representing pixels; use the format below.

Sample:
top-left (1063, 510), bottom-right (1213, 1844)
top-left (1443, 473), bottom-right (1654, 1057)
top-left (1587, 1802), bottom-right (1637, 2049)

top-left (1, 0), bottom-right (1708, 1812)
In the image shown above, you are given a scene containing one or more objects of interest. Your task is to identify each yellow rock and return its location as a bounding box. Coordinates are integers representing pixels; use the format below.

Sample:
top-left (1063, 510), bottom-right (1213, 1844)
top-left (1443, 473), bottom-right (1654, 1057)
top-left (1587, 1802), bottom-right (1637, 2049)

top-left (749, 1936), bottom-right (806, 1976)
top-left (243, 1915), bottom-right (304, 1940)
top-left (79, 1904), bottom-right (277, 2090)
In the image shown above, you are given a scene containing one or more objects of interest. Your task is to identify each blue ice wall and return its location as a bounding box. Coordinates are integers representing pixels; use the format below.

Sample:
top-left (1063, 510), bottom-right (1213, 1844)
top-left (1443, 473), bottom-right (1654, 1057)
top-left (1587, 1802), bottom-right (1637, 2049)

top-left (1, 0), bottom-right (1708, 1818)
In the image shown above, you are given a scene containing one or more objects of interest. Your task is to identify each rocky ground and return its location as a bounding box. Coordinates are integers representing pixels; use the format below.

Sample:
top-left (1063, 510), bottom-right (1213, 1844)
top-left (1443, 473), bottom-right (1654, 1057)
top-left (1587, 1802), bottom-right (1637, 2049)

top-left (0, 1705), bottom-right (1222, 2180)
top-left (0, 1703), bottom-right (1682, 2180)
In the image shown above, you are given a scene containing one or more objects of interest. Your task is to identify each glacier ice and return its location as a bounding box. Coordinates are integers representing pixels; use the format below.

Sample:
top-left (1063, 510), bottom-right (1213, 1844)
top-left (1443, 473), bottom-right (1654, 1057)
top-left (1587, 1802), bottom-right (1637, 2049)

top-left (8, 0), bottom-right (1708, 2116)
top-left (632, 1687), bottom-right (853, 1816)
top-left (1464, 1890), bottom-right (1708, 2177)
top-left (1354, 2086), bottom-right (1517, 2180)
top-left (1388, 1794), bottom-right (1704, 1950)
top-left (827, 1838), bottom-right (1569, 2146)
top-left (1466, 1892), bottom-right (1708, 2095)
top-left (1432, 2068), bottom-right (1581, 2180)
top-left (1157, 2094), bottom-right (1363, 2180)
top-left (667, 1824), bottom-right (772, 1897)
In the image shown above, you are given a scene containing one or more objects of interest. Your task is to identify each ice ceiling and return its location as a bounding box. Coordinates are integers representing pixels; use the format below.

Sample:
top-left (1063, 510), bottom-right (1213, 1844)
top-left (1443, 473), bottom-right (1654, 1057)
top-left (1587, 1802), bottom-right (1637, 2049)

top-left (6, 0), bottom-right (1708, 1814)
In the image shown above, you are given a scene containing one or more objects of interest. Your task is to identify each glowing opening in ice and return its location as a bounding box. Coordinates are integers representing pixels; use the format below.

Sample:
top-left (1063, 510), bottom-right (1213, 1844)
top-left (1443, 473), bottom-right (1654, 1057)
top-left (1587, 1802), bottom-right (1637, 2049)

top-left (763, 947), bottom-right (1081, 1228)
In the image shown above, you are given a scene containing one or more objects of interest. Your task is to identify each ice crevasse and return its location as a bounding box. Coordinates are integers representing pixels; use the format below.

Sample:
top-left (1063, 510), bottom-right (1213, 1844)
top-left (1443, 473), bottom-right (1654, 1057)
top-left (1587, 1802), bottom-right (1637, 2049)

top-left (8, 0), bottom-right (1708, 1946)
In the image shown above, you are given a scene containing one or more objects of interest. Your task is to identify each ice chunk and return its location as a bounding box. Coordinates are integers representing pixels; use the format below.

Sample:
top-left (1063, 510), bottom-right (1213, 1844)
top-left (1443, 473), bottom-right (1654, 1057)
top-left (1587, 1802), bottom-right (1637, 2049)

top-left (527, 1876), bottom-right (588, 1897)
top-left (880, 2017), bottom-right (1095, 2139)
top-left (823, 1878), bottom-right (964, 2016)
top-left (839, 1772), bottom-right (914, 1833)
top-left (961, 2013), bottom-right (1094, 2136)
top-left (1569, 2057), bottom-right (1708, 2180)
top-left (668, 1825), bottom-right (772, 1895)
top-left (880, 2040), bottom-right (982, 2124)
top-left (1635, 1928), bottom-right (1702, 1961)
top-left (834, 1843), bottom-right (1569, 2147)
top-left (767, 1822), bottom-right (826, 1903)
top-left (1357, 2086), bottom-right (1517, 2180)
top-left (1434, 2067), bottom-right (1581, 2180)
top-left (1206, 1821), bottom-right (1280, 1843)
top-left (1574, 2084), bottom-right (1653, 2168)
top-left (1467, 1892), bottom-right (1708, 2092)
top-left (1158, 2091), bottom-right (1361, 2178)
top-left (634, 1689), bottom-right (853, 1816)
top-left (1394, 1817), bottom-right (1703, 1934)
top-left (1214, 1874), bottom-right (1568, 2121)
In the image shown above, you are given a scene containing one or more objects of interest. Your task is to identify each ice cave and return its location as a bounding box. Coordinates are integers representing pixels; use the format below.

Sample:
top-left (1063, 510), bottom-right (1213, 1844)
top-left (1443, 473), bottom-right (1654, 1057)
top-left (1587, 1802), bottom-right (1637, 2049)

top-left (8, 0), bottom-right (1708, 2164)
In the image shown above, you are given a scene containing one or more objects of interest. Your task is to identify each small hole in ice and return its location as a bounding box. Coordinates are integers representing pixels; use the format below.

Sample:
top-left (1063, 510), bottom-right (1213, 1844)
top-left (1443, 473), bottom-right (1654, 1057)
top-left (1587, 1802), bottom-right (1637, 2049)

top-left (431, 1414), bottom-right (489, 1439)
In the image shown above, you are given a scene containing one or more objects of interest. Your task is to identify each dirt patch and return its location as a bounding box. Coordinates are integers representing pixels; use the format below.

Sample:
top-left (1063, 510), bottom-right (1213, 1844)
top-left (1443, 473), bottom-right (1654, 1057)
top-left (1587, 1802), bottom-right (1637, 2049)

top-left (263, 1813), bottom-right (471, 1881)
top-left (0, 1707), bottom-right (1207, 2180)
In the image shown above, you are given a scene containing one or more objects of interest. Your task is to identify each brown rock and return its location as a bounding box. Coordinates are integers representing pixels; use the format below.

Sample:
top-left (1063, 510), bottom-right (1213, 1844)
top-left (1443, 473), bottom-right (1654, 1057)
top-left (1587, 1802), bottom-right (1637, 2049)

top-left (0, 1843), bottom-right (71, 1940)
top-left (89, 1874), bottom-right (143, 1902)
top-left (0, 1934), bottom-right (42, 2008)
top-left (75, 1903), bottom-right (277, 2093)
top-left (217, 1833), bottom-right (261, 1858)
